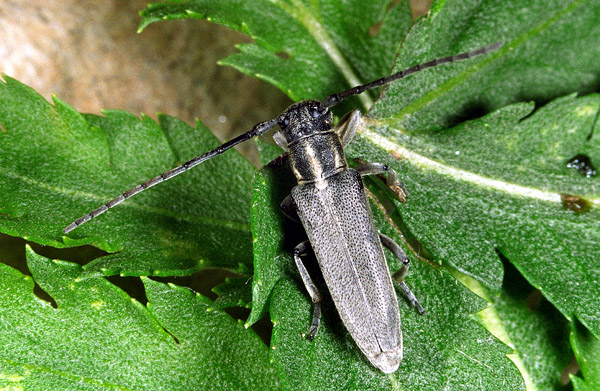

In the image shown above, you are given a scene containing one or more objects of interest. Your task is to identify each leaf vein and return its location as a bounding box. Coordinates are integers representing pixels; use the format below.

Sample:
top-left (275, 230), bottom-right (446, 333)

top-left (390, 0), bottom-right (591, 124)
top-left (0, 357), bottom-right (138, 391)
top-left (1, 168), bottom-right (251, 232)
top-left (278, 0), bottom-right (373, 107)
top-left (361, 126), bottom-right (600, 206)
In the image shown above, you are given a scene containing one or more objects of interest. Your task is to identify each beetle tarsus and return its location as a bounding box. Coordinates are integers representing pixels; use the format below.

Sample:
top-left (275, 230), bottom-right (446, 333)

top-left (379, 233), bottom-right (425, 315)
top-left (398, 281), bottom-right (425, 315)
top-left (306, 302), bottom-right (321, 341)
top-left (293, 241), bottom-right (323, 340)
top-left (355, 162), bottom-right (408, 202)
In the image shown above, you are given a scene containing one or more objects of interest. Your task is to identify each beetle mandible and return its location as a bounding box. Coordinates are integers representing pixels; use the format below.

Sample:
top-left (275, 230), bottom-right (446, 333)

top-left (64, 41), bottom-right (502, 373)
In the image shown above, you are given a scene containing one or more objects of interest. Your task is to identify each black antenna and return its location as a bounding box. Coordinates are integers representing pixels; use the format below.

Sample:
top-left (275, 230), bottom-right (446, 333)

top-left (64, 42), bottom-right (502, 233)
top-left (321, 41), bottom-right (503, 108)
top-left (63, 118), bottom-right (277, 233)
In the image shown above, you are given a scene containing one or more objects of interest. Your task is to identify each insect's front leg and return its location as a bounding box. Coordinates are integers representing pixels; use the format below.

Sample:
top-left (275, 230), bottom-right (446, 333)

top-left (379, 233), bottom-right (425, 315)
top-left (334, 109), bottom-right (361, 146)
top-left (335, 109), bottom-right (407, 201)
top-left (355, 162), bottom-right (408, 203)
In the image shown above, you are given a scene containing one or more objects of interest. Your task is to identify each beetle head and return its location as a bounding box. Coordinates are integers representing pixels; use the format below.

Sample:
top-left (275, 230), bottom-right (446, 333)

top-left (277, 100), bottom-right (333, 144)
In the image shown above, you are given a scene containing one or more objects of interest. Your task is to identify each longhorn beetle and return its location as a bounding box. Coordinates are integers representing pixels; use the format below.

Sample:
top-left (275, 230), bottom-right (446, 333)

top-left (64, 42), bottom-right (502, 373)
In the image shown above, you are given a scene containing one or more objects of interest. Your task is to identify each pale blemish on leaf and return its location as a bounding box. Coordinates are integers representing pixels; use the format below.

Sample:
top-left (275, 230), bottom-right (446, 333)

top-left (91, 300), bottom-right (105, 309)
top-left (0, 373), bottom-right (24, 383)
top-left (575, 105), bottom-right (597, 117)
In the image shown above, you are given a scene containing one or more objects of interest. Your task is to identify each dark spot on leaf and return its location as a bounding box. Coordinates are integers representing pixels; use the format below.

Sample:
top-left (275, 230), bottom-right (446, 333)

top-left (560, 354), bottom-right (580, 385)
top-left (561, 194), bottom-right (590, 213)
top-left (276, 51), bottom-right (290, 60)
top-left (368, 21), bottom-right (384, 37)
top-left (566, 154), bottom-right (597, 177)
top-left (525, 289), bottom-right (542, 311)
top-left (368, 0), bottom-right (402, 37)
top-left (390, 150), bottom-right (404, 160)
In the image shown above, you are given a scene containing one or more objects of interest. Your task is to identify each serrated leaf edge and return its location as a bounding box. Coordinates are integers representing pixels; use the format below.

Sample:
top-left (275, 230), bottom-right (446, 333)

top-left (389, 0), bottom-right (591, 125)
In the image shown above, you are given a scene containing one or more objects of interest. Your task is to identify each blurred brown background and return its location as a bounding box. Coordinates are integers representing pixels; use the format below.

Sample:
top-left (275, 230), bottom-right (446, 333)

top-left (1, 0), bottom-right (291, 160)
top-left (1, 0), bottom-right (432, 160)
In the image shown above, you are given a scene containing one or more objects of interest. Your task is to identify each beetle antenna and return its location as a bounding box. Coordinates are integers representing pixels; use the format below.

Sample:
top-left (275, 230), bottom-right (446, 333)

top-left (63, 118), bottom-right (277, 233)
top-left (321, 41), bottom-right (503, 108)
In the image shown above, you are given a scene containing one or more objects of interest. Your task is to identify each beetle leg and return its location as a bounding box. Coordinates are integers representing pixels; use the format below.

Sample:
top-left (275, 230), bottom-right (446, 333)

top-left (334, 109), bottom-right (361, 146)
top-left (379, 233), bottom-right (425, 315)
top-left (280, 194), bottom-right (300, 222)
top-left (294, 240), bottom-right (322, 340)
top-left (273, 131), bottom-right (289, 151)
top-left (355, 162), bottom-right (408, 203)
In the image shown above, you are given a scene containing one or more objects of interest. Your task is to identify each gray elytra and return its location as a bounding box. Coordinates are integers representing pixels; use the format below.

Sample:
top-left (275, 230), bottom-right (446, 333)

top-left (64, 42), bottom-right (502, 373)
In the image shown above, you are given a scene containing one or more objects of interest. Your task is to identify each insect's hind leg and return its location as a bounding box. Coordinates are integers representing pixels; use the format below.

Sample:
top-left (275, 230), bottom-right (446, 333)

top-left (293, 240), bottom-right (322, 340)
top-left (379, 233), bottom-right (425, 315)
top-left (355, 162), bottom-right (408, 203)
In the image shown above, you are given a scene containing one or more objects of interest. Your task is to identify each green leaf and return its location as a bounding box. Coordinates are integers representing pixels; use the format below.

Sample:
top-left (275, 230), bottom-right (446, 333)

top-left (1, 0), bottom-right (599, 388)
top-left (212, 276), bottom-right (253, 310)
top-left (140, 0), bottom-right (412, 107)
top-left (571, 320), bottom-right (600, 391)
top-left (352, 93), bottom-right (600, 337)
top-left (142, 0), bottom-right (600, 133)
top-left (468, 261), bottom-right (572, 391)
top-left (246, 160), bottom-right (298, 325)
top-left (0, 247), bottom-right (277, 390)
top-left (370, 0), bottom-right (600, 132)
top-left (0, 77), bottom-right (255, 277)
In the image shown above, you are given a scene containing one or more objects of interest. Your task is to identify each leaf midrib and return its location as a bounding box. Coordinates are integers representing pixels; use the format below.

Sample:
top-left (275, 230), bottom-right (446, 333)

top-left (1, 168), bottom-right (251, 233)
top-left (275, 0), bottom-right (373, 108)
top-left (360, 123), bottom-right (600, 206)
